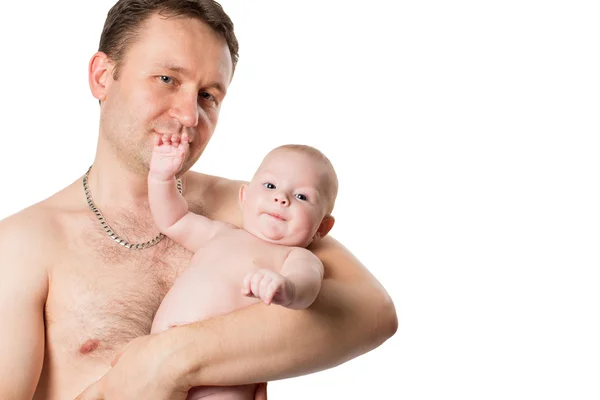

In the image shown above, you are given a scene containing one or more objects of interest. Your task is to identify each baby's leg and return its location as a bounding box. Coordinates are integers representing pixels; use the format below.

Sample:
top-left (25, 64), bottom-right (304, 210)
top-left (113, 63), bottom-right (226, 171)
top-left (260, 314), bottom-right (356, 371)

top-left (152, 263), bottom-right (259, 400)
top-left (186, 384), bottom-right (256, 400)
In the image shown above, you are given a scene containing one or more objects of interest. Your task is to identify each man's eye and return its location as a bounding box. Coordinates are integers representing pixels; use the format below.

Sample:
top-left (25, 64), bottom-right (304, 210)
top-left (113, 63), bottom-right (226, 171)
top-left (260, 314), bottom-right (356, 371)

top-left (295, 193), bottom-right (308, 201)
top-left (263, 183), bottom-right (276, 189)
top-left (199, 91), bottom-right (216, 102)
top-left (159, 76), bottom-right (174, 84)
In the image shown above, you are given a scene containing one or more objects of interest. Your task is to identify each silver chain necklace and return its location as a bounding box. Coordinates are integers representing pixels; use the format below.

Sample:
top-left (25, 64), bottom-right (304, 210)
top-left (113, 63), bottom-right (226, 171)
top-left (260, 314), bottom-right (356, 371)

top-left (83, 165), bottom-right (183, 250)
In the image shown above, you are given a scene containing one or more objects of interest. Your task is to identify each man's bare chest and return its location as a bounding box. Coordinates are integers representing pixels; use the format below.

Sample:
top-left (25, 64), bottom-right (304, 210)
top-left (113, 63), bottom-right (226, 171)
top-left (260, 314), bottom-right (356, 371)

top-left (44, 239), bottom-right (192, 360)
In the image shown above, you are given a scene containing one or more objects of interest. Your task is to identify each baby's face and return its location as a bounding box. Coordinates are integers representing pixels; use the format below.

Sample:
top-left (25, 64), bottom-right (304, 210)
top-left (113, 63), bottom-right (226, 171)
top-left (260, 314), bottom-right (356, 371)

top-left (240, 150), bottom-right (331, 247)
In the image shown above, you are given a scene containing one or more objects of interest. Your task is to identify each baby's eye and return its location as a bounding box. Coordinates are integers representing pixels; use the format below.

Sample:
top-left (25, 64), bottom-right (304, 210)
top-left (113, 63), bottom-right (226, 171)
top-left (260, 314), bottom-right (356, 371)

top-left (295, 193), bottom-right (308, 201)
top-left (263, 183), bottom-right (276, 189)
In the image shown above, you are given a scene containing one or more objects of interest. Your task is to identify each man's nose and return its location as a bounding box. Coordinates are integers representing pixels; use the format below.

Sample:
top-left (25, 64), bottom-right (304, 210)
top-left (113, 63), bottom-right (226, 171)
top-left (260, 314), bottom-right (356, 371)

top-left (273, 193), bottom-right (290, 206)
top-left (170, 91), bottom-right (199, 127)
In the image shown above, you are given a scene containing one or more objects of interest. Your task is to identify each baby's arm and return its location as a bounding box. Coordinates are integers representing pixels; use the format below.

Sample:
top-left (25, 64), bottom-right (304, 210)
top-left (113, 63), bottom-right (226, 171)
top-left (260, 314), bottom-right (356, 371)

top-left (242, 248), bottom-right (324, 310)
top-left (148, 133), bottom-right (219, 252)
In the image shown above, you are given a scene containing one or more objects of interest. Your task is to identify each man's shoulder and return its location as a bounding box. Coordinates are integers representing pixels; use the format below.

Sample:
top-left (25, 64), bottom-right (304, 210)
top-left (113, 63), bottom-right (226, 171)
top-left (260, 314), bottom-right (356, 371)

top-left (0, 203), bottom-right (58, 294)
top-left (0, 197), bottom-right (66, 258)
top-left (186, 170), bottom-right (247, 194)
top-left (185, 171), bottom-right (247, 226)
top-left (0, 202), bottom-right (57, 238)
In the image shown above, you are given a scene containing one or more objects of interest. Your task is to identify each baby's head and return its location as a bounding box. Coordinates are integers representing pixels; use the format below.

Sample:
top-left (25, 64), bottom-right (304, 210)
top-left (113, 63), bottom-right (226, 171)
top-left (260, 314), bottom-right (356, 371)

top-left (239, 144), bottom-right (338, 247)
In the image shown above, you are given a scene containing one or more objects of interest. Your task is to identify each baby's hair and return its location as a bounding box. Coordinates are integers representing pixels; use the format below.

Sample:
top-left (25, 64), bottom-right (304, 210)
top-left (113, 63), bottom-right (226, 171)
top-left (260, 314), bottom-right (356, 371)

top-left (269, 144), bottom-right (338, 214)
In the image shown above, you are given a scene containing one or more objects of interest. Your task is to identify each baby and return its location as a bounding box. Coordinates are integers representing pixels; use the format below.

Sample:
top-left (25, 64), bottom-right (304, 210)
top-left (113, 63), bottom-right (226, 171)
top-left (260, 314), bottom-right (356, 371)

top-left (148, 132), bottom-right (338, 399)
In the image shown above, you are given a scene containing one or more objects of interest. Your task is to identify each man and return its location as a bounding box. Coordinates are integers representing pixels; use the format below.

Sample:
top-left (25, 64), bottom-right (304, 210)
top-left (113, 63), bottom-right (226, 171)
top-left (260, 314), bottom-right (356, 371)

top-left (0, 1), bottom-right (397, 399)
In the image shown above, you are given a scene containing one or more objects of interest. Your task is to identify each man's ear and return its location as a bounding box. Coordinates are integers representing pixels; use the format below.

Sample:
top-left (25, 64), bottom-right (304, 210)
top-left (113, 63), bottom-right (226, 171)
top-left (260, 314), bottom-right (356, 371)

top-left (238, 184), bottom-right (248, 209)
top-left (314, 215), bottom-right (335, 241)
top-left (89, 51), bottom-right (113, 102)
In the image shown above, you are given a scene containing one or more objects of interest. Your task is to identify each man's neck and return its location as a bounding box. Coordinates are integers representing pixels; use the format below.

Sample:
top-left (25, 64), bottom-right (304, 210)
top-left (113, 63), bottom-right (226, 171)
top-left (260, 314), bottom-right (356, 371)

top-left (87, 146), bottom-right (151, 211)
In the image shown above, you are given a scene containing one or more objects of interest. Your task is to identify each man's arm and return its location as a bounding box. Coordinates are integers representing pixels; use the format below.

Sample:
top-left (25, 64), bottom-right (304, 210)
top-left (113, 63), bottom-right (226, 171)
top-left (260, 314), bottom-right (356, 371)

top-left (76, 178), bottom-right (397, 398)
top-left (169, 235), bottom-right (397, 387)
top-left (0, 212), bottom-right (49, 398)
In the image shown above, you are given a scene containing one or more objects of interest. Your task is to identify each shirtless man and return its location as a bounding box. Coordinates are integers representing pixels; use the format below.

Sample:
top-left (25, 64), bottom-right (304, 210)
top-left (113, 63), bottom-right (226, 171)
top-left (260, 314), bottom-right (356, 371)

top-left (0, 1), bottom-right (397, 399)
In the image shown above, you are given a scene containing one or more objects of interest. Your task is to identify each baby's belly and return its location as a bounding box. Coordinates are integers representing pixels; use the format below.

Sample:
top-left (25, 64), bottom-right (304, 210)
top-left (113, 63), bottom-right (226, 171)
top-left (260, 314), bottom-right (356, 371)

top-left (151, 261), bottom-right (258, 333)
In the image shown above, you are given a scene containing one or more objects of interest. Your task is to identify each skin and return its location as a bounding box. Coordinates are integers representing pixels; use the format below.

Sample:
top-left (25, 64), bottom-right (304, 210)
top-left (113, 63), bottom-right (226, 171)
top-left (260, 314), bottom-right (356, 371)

top-left (148, 136), bottom-right (332, 399)
top-left (0, 12), bottom-right (397, 400)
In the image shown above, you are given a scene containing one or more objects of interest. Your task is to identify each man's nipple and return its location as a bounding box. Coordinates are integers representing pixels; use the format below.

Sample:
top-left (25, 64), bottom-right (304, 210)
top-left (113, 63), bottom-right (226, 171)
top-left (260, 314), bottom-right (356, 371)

top-left (79, 339), bottom-right (100, 354)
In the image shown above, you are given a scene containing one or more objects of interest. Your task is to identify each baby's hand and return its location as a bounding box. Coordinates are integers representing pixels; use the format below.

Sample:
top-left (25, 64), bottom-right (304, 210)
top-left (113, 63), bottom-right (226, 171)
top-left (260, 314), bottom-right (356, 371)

top-left (149, 133), bottom-right (189, 180)
top-left (242, 269), bottom-right (295, 307)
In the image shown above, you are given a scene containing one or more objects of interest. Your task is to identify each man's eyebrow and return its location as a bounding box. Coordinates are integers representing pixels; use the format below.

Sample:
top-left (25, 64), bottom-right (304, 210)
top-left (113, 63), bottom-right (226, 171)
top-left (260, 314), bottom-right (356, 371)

top-left (154, 62), bottom-right (190, 75)
top-left (153, 63), bottom-right (227, 94)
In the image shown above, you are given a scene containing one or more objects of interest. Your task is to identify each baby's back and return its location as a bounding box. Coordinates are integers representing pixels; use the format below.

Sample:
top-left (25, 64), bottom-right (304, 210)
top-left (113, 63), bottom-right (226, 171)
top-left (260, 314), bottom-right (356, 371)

top-left (152, 228), bottom-right (291, 333)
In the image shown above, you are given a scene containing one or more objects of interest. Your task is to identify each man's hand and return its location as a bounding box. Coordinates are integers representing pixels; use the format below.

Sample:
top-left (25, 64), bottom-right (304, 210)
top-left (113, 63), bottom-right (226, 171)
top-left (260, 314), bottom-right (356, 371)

top-left (74, 334), bottom-right (269, 400)
top-left (242, 269), bottom-right (296, 306)
top-left (149, 132), bottom-right (189, 181)
top-left (74, 335), bottom-right (188, 400)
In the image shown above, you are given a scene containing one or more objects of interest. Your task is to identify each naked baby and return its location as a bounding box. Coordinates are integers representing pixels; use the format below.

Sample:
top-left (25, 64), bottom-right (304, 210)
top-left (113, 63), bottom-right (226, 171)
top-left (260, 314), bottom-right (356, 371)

top-left (148, 132), bottom-right (338, 399)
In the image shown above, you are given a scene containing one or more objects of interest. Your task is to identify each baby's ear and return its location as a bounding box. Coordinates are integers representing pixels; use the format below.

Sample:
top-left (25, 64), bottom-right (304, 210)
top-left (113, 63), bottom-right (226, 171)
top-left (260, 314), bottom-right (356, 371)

top-left (314, 215), bottom-right (335, 241)
top-left (238, 184), bottom-right (248, 209)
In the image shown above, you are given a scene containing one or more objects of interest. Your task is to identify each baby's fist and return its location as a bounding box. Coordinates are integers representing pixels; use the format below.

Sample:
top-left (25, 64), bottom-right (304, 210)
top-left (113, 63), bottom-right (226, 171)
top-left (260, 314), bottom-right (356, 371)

top-left (242, 269), bottom-right (295, 307)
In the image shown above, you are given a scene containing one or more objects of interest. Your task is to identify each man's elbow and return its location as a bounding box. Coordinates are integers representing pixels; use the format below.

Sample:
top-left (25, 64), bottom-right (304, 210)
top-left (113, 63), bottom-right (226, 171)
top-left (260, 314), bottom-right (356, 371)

top-left (372, 290), bottom-right (398, 345)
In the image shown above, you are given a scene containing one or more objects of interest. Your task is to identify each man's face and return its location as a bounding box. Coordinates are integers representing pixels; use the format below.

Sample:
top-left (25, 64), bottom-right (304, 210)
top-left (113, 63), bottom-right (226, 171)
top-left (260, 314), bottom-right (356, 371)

top-left (99, 13), bottom-right (233, 174)
top-left (240, 150), bottom-right (331, 248)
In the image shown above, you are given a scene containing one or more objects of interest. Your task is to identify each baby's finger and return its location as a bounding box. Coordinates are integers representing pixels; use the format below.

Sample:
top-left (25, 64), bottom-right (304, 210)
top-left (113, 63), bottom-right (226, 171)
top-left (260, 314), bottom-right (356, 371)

top-left (250, 271), bottom-right (265, 297)
top-left (259, 275), bottom-right (274, 304)
top-left (180, 136), bottom-right (190, 153)
top-left (181, 132), bottom-right (190, 145)
top-left (265, 280), bottom-right (281, 305)
top-left (241, 272), bottom-right (253, 296)
top-left (182, 141), bottom-right (190, 154)
top-left (153, 134), bottom-right (161, 146)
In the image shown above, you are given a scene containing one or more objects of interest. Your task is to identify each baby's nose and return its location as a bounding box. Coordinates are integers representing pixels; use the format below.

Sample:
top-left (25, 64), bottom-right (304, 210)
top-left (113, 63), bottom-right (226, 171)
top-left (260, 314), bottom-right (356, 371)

top-left (274, 195), bottom-right (288, 205)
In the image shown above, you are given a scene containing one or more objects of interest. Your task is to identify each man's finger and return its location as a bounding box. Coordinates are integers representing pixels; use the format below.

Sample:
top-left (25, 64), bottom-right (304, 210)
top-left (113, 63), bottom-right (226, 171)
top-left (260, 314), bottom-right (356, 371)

top-left (74, 380), bottom-right (103, 400)
top-left (111, 350), bottom-right (123, 367)
top-left (112, 339), bottom-right (135, 366)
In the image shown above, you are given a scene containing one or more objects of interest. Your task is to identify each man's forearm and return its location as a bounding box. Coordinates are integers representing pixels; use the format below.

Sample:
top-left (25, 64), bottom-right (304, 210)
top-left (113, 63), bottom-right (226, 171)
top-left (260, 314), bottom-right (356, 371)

top-left (162, 245), bottom-right (397, 388)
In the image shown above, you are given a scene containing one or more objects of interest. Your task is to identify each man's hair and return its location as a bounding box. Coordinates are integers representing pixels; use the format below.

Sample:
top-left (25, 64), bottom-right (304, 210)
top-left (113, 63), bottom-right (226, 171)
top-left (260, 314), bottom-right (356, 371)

top-left (271, 144), bottom-right (339, 215)
top-left (99, 0), bottom-right (239, 79)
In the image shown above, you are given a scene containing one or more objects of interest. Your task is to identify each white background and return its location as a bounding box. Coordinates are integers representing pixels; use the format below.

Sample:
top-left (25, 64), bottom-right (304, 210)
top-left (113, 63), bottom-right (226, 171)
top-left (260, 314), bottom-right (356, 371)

top-left (1, 1), bottom-right (599, 399)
